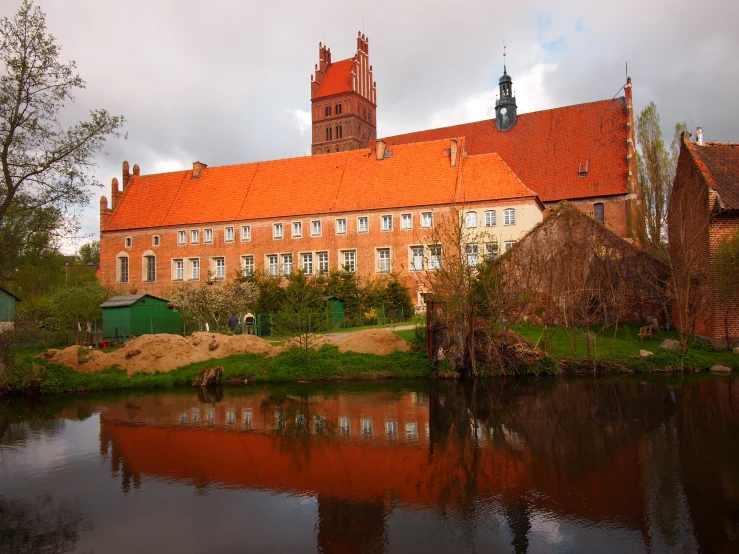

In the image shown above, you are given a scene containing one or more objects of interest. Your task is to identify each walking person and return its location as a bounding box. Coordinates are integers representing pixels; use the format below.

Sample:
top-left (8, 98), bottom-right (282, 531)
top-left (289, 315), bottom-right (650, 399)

top-left (244, 311), bottom-right (256, 335)
top-left (228, 313), bottom-right (239, 334)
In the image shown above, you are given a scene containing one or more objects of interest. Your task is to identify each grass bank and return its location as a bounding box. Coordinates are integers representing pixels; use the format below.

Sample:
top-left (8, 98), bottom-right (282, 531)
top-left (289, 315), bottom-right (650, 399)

top-left (4, 324), bottom-right (736, 395)
top-left (5, 343), bottom-right (432, 395)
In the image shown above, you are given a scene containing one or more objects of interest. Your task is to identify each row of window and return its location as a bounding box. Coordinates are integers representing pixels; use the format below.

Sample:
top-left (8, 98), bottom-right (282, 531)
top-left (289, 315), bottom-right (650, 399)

top-left (466, 209), bottom-right (515, 228)
top-left (325, 125), bottom-right (343, 141)
top-left (117, 241), bottom-right (518, 284)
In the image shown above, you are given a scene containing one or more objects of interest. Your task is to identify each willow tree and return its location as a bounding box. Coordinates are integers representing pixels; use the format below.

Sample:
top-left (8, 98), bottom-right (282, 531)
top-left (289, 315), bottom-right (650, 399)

top-left (0, 1), bottom-right (124, 233)
top-left (635, 102), bottom-right (686, 256)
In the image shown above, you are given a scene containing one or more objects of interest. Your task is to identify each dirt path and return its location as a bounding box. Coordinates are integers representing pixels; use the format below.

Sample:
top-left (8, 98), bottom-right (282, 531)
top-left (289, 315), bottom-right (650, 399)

top-left (325, 324), bottom-right (416, 342)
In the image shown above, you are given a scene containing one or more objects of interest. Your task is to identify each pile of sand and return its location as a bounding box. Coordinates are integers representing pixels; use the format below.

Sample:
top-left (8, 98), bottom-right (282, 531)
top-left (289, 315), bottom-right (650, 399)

top-left (282, 334), bottom-right (340, 350)
top-left (338, 328), bottom-right (411, 355)
top-left (40, 332), bottom-right (279, 376)
top-left (39, 328), bottom-right (413, 375)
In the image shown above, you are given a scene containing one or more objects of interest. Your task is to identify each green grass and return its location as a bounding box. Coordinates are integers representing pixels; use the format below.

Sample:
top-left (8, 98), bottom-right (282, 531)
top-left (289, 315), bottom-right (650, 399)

top-left (5, 344), bottom-right (432, 395)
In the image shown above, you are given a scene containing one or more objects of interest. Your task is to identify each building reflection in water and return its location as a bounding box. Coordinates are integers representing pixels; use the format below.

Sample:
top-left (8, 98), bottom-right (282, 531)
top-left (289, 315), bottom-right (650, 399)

top-left (94, 378), bottom-right (739, 553)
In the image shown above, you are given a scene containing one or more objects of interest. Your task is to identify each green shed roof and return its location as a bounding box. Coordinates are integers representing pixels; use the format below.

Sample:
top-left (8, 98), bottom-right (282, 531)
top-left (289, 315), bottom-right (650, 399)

top-left (0, 287), bottom-right (20, 301)
top-left (101, 294), bottom-right (170, 308)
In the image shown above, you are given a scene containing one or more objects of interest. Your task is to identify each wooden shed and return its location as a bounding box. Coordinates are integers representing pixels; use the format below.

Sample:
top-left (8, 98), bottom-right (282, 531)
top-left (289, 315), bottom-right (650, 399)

top-left (101, 294), bottom-right (180, 341)
top-left (0, 286), bottom-right (20, 330)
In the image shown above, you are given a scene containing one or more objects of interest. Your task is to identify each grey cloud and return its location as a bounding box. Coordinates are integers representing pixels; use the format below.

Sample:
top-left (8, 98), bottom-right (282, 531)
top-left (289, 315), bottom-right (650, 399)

top-left (3, 0), bottom-right (735, 248)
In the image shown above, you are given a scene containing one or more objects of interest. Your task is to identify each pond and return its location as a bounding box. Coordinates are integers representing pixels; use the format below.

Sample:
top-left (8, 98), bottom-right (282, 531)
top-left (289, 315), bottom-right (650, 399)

top-left (1, 376), bottom-right (738, 553)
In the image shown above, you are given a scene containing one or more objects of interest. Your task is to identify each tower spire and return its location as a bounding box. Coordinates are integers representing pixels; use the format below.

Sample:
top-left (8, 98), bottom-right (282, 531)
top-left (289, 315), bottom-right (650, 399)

top-left (503, 42), bottom-right (507, 75)
top-left (494, 44), bottom-right (517, 131)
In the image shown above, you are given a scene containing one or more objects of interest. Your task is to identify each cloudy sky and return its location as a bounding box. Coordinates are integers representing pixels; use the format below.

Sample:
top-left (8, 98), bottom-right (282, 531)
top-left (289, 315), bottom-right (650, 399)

top-left (2, 0), bottom-right (735, 252)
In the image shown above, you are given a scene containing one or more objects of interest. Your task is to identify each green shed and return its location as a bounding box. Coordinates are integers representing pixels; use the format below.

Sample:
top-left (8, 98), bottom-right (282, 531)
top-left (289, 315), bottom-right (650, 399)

top-left (0, 286), bottom-right (20, 328)
top-left (321, 296), bottom-right (345, 327)
top-left (101, 294), bottom-right (181, 341)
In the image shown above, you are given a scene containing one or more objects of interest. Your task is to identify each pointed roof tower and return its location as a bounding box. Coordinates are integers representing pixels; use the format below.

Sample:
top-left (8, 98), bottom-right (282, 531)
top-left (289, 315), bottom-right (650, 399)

top-left (495, 46), bottom-right (518, 131)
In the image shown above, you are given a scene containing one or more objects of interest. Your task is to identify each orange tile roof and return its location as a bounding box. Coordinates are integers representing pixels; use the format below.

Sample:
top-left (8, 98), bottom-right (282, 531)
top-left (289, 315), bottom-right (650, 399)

top-left (104, 139), bottom-right (538, 231)
top-left (383, 99), bottom-right (630, 202)
top-left (314, 59), bottom-right (354, 99)
top-left (686, 141), bottom-right (739, 211)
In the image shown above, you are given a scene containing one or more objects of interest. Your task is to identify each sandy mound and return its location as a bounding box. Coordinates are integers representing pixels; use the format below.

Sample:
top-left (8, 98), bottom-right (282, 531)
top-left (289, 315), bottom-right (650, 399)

top-left (338, 329), bottom-right (411, 355)
top-left (283, 334), bottom-right (340, 350)
top-left (39, 332), bottom-right (279, 376)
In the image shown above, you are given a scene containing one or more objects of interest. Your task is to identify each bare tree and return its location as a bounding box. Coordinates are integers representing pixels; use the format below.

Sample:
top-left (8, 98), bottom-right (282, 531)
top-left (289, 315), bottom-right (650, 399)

top-left (0, 1), bottom-right (124, 229)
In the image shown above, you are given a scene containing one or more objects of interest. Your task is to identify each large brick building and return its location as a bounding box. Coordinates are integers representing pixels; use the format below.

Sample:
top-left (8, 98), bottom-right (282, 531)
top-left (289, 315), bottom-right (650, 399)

top-left (99, 32), bottom-right (639, 304)
top-left (669, 131), bottom-right (739, 347)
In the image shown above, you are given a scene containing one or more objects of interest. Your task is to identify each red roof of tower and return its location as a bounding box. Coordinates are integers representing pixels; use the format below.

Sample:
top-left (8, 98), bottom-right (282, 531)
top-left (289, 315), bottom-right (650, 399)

top-left (314, 59), bottom-right (355, 99)
top-left (383, 98), bottom-right (630, 202)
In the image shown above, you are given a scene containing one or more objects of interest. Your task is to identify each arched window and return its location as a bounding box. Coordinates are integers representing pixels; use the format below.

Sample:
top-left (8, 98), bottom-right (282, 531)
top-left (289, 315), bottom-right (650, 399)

top-left (142, 250), bottom-right (156, 282)
top-left (369, 110), bottom-right (372, 123)
top-left (326, 127), bottom-right (332, 141)
top-left (325, 106), bottom-right (331, 117)
top-left (336, 146), bottom-right (340, 152)
top-left (363, 106), bottom-right (367, 119)
top-left (594, 203), bottom-right (605, 224)
top-left (116, 252), bottom-right (129, 283)
top-left (335, 103), bottom-right (342, 115)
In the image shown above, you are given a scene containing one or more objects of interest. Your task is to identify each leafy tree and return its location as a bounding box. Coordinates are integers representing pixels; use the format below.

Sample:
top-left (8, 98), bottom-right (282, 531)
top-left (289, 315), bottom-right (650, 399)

top-left (76, 240), bottom-right (100, 265)
top-left (635, 102), bottom-right (686, 255)
top-left (169, 280), bottom-right (257, 331)
top-left (274, 271), bottom-right (330, 357)
top-left (0, 203), bottom-right (67, 276)
top-left (50, 281), bottom-right (113, 332)
top-left (0, 1), bottom-right (124, 237)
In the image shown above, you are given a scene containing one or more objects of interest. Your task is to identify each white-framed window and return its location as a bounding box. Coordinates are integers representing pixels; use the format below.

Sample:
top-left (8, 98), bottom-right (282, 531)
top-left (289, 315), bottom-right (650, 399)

top-left (213, 257), bottom-right (225, 280)
top-left (382, 215), bottom-right (393, 231)
top-left (504, 209), bottom-right (516, 226)
top-left (378, 248), bottom-right (390, 272)
top-left (190, 258), bottom-right (200, 280)
top-left (241, 255), bottom-right (254, 275)
top-left (429, 245), bottom-right (442, 270)
top-left (292, 221), bottom-right (302, 238)
top-left (125, 237), bottom-right (132, 248)
top-left (190, 229), bottom-right (199, 244)
top-left (172, 259), bottom-right (184, 281)
top-left (594, 203), bottom-right (605, 224)
top-left (339, 416), bottom-right (351, 436)
top-left (342, 250), bottom-right (356, 272)
top-left (504, 240), bottom-right (517, 252)
top-left (336, 218), bottom-right (347, 234)
top-left (358, 216), bottom-right (369, 233)
top-left (144, 254), bottom-right (156, 282)
top-left (282, 253), bottom-right (293, 275)
top-left (204, 228), bottom-right (213, 243)
top-left (406, 422), bottom-right (418, 440)
top-left (267, 254), bottom-right (279, 276)
top-left (485, 242), bottom-right (499, 260)
top-left (401, 213), bottom-right (411, 229)
top-left (485, 210), bottom-right (496, 227)
top-left (225, 226), bottom-right (234, 242)
top-left (301, 253), bottom-right (313, 274)
top-left (385, 420), bottom-right (398, 439)
top-left (177, 230), bottom-right (186, 245)
top-left (411, 246), bottom-right (424, 271)
top-left (117, 255), bottom-right (129, 283)
top-left (317, 252), bottom-right (329, 274)
top-left (243, 409), bottom-right (253, 429)
top-left (421, 212), bottom-right (433, 228)
top-left (311, 220), bottom-right (322, 236)
top-left (273, 223), bottom-right (283, 239)
top-left (361, 417), bottom-right (373, 438)
top-left (465, 211), bottom-right (477, 228)
top-left (314, 414), bottom-right (326, 434)
top-left (241, 225), bottom-right (251, 241)
top-left (466, 243), bottom-right (479, 267)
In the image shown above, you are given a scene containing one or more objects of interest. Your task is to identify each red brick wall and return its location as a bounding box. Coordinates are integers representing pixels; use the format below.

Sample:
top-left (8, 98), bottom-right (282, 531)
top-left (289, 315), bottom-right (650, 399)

top-left (100, 198), bottom-right (542, 306)
top-left (544, 196), bottom-right (631, 239)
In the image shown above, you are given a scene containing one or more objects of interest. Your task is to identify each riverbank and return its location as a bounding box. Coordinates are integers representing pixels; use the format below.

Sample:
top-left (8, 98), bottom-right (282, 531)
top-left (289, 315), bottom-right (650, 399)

top-left (3, 328), bottom-right (737, 395)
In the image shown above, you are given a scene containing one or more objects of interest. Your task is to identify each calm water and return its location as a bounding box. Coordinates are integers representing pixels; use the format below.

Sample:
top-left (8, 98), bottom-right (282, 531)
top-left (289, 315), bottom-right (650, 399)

top-left (1, 377), bottom-right (738, 553)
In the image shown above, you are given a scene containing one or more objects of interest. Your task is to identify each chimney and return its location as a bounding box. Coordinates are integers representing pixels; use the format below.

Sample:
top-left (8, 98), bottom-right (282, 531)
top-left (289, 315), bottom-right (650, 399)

top-left (696, 127), bottom-right (704, 146)
top-left (100, 195), bottom-right (113, 230)
top-left (110, 177), bottom-right (121, 210)
top-left (132, 163), bottom-right (140, 176)
top-left (122, 160), bottom-right (131, 190)
top-left (192, 161), bottom-right (207, 178)
top-left (375, 140), bottom-right (386, 160)
top-left (450, 139), bottom-right (459, 168)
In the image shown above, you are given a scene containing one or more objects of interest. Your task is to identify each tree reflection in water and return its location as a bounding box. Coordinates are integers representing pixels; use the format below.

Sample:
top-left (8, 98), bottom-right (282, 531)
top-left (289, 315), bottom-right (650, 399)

top-left (37, 377), bottom-right (739, 553)
top-left (0, 494), bottom-right (93, 554)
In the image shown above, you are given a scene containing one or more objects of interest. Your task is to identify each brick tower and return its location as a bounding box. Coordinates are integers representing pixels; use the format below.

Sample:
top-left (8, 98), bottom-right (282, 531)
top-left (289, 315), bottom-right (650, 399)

top-left (310, 32), bottom-right (377, 155)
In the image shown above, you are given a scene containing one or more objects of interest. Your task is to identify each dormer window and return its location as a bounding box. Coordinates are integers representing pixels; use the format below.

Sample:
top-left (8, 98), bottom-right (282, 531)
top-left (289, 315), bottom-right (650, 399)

top-left (579, 160), bottom-right (589, 177)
